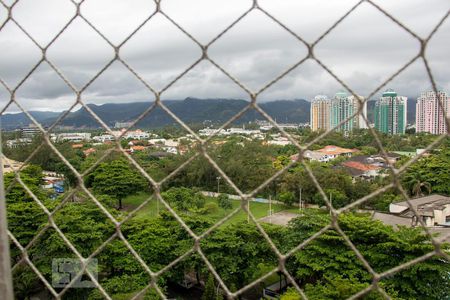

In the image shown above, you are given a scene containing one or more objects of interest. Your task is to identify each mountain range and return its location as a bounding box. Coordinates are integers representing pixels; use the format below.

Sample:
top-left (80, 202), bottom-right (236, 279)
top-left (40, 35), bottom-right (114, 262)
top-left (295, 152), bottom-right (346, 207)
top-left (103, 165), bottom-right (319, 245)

top-left (0, 97), bottom-right (417, 130)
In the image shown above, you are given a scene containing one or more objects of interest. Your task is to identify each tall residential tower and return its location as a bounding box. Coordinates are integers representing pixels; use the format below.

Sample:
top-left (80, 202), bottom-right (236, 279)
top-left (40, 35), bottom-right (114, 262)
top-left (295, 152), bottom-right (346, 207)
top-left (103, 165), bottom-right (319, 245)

top-left (416, 90), bottom-right (450, 135)
top-left (374, 89), bottom-right (407, 135)
top-left (330, 91), bottom-right (367, 134)
top-left (310, 95), bottom-right (331, 132)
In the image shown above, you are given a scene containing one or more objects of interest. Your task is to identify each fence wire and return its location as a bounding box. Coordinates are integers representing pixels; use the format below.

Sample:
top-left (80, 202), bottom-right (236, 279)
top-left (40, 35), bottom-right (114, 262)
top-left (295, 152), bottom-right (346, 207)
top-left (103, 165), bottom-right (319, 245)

top-left (0, 0), bottom-right (449, 299)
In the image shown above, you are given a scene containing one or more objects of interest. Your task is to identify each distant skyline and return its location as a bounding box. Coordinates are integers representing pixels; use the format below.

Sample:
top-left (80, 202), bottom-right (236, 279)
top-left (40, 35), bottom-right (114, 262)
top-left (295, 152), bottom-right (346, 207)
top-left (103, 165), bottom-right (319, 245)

top-left (0, 0), bottom-right (449, 113)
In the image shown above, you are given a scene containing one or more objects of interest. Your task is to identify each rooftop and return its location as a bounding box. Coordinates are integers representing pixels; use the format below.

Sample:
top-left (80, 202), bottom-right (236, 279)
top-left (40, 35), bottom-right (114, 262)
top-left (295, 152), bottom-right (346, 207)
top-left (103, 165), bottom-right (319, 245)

top-left (342, 161), bottom-right (381, 172)
top-left (317, 145), bottom-right (358, 155)
top-left (393, 194), bottom-right (450, 210)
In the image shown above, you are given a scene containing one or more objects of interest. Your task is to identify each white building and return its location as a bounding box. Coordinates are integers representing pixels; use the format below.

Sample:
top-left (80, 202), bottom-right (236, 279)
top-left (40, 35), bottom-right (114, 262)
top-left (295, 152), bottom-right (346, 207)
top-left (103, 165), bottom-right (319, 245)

top-left (389, 194), bottom-right (450, 227)
top-left (93, 134), bottom-right (115, 143)
top-left (6, 138), bottom-right (32, 148)
top-left (266, 136), bottom-right (293, 146)
top-left (290, 150), bottom-right (332, 163)
top-left (122, 129), bottom-right (150, 140)
top-left (114, 121), bottom-right (134, 128)
top-left (52, 132), bottom-right (91, 143)
top-left (198, 127), bottom-right (262, 138)
top-left (21, 124), bottom-right (41, 137)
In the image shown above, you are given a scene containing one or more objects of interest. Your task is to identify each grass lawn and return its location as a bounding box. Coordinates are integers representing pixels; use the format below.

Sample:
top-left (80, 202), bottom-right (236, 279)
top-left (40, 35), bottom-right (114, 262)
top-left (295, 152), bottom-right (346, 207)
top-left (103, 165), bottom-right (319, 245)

top-left (122, 192), bottom-right (294, 225)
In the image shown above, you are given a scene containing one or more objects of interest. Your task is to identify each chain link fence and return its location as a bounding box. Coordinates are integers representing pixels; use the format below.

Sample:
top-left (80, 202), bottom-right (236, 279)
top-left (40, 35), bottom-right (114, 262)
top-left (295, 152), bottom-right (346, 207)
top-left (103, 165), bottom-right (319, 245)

top-left (0, 0), bottom-right (449, 299)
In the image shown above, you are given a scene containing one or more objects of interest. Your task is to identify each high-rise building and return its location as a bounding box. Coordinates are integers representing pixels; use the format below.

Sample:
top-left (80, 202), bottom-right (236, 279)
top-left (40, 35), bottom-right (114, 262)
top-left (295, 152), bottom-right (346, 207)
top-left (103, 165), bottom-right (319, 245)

top-left (416, 90), bottom-right (450, 135)
top-left (310, 95), bottom-right (331, 132)
top-left (330, 91), bottom-right (367, 134)
top-left (374, 89), bottom-right (407, 135)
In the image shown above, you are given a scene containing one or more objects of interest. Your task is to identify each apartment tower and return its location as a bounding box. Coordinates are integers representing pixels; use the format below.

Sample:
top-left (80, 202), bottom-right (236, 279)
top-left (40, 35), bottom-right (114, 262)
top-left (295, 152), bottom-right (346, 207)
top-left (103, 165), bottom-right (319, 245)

top-left (416, 90), bottom-right (450, 135)
top-left (374, 89), bottom-right (407, 135)
top-left (330, 91), bottom-right (367, 134)
top-left (310, 95), bottom-right (331, 132)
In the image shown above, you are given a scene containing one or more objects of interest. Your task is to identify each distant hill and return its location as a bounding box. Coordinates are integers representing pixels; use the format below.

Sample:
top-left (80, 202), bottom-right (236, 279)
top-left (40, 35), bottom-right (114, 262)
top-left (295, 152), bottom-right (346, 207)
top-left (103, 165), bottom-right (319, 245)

top-left (0, 97), bottom-right (418, 130)
top-left (0, 98), bottom-right (311, 129)
top-left (0, 111), bottom-right (60, 130)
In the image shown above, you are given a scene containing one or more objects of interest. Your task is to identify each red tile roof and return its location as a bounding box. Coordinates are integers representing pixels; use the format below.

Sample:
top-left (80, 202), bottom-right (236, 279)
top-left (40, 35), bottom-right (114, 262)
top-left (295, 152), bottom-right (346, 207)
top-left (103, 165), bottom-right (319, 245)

top-left (71, 144), bottom-right (83, 149)
top-left (131, 145), bottom-right (146, 151)
top-left (342, 161), bottom-right (380, 171)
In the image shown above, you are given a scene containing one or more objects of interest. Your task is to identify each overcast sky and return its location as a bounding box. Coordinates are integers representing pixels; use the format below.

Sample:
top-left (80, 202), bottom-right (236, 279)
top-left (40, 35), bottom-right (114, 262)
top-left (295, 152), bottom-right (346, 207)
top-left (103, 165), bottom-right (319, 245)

top-left (0, 0), bottom-right (449, 112)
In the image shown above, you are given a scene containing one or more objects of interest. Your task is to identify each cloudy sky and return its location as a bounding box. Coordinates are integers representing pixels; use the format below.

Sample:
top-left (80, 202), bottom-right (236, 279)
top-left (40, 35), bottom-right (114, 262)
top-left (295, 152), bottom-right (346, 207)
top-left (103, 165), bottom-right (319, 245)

top-left (0, 0), bottom-right (449, 112)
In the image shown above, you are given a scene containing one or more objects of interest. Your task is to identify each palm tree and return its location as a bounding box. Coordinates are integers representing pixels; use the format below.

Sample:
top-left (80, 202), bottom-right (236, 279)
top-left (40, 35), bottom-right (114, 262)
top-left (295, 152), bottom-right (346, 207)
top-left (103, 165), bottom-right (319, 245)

top-left (403, 171), bottom-right (432, 197)
top-left (411, 180), bottom-right (432, 197)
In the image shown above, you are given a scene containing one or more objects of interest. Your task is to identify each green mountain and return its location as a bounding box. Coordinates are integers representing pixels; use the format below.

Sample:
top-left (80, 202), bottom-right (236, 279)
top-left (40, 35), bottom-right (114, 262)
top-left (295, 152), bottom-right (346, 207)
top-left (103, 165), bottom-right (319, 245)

top-left (1, 98), bottom-right (311, 129)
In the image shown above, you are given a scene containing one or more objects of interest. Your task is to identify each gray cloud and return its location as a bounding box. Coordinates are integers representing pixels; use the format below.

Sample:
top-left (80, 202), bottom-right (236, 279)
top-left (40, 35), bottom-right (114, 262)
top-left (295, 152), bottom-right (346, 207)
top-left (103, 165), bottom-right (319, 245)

top-left (0, 0), bottom-right (449, 113)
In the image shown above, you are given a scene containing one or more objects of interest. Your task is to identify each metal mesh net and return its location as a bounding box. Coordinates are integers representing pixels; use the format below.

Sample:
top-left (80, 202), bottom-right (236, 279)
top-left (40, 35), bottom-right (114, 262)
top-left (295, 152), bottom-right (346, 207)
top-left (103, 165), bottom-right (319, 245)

top-left (0, 0), bottom-right (449, 299)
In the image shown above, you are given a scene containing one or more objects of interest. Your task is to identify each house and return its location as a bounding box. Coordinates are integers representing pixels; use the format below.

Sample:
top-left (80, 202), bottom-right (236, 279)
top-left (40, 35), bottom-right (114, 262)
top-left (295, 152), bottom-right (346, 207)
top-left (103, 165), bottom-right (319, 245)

top-left (341, 161), bottom-right (382, 179)
top-left (42, 172), bottom-right (65, 193)
top-left (384, 152), bottom-right (402, 164)
top-left (6, 138), bottom-right (32, 148)
top-left (71, 144), bottom-right (83, 149)
top-left (122, 129), bottom-right (150, 140)
top-left (83, 148), bottom-right (96, 156)
top-left (337, 155), bottom-right (390, 179)
top-left (317, 145), bottom-right (358, 159)
top-left (389, 194), bottom-right (450, 227)
top-left (163, 146), bottom-right (178, 154)
top-left (130, 145), bottom-right (146, 152)
top-left (266, 136), bottom-right (292, 146)
top-left (289, 150), bottom-right (332, 163)
top-left (93, 134), bottom-right (115, 143)
top-left (290, 150), bottom-right (331, 163)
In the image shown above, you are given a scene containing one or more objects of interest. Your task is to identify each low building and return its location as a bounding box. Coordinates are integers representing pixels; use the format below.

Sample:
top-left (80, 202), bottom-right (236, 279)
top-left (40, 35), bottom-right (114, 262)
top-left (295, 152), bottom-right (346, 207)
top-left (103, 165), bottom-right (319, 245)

top-left (389, 194), bottom-right (450, 227)
top-left (130, 145), bottom-right (146, 152)
top-left (337, 155), bottom-right (392, 179)
top-left (83, 148), bottom-right (96, 156)
top-left (266, 136), bottom-right (292, 146)
top-left (93, 134), bottom-right (115, 143)
top-left (52, 132), bottom-right (91, 143)
top-left (72, 144), bottom-right (83, 149)
top-left (148, 138), bottom-right (179, 148)
top-left (290, 150), bottom-right (330, 163)
top-left (122, 129), bottom-right (150, 140)
top-left (114, 121), bottom-right (134, 128)
top-left (341, 161), bottom-right (382, 179)
top-left (317, 145), bottom-right (358, 159)
top-left (6, 138), bottom-right (32, 148)
top-left (198, 127), bottom-right (262, 137)
top-left (21, 124), bottom-right (41, 137)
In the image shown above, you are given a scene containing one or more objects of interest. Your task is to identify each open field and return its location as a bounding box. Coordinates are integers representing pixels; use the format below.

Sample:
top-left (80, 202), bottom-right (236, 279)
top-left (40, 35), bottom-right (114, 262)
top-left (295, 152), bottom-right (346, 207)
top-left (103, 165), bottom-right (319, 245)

top-left (122, 192), bottom-right (298, 225)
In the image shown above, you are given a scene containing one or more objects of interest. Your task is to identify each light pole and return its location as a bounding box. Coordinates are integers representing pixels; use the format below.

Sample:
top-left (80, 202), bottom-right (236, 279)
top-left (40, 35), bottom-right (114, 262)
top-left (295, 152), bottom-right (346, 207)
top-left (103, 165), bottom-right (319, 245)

top-left (329, 192), bottom-right (333, 216)
top-left (216, 176), bottom-right (221, 194)
top-left (269, 195), bottom-right (272, 224)
top-left (298, 186), bottom-right (302, 213)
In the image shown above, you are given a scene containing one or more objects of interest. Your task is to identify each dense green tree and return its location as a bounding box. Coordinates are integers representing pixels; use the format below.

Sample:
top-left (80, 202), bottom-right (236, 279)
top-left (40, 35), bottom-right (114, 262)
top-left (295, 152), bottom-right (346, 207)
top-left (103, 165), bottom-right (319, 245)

top-left (402, 149), bottom-right (450, 196)
top-left (280, 211), bottom-right (450, 300)
top-left (280, 163), bottom-right (354, 208)
top-left (217, 193), bottom-right (232, 210)
top-left (279, 191), bottom-right (296, 206)
top-left (200, 222), bottom-right (278, 289)
top-left (5, 165), bottom-right (49, 249)
top-left (86, 159), bottom-right (148, 209)
top-left (161, 187), bottom-right (206, 212)
top-left (202, 274), bottom-right (216, 300)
